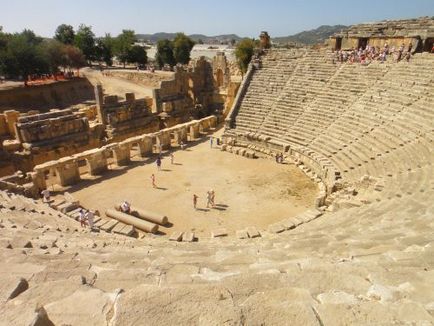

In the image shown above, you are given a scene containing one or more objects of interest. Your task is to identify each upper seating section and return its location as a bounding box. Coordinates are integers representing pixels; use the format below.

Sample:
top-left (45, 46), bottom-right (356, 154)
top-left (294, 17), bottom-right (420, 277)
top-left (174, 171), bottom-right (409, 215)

top-left (228, 49), bottom-right (434, 195)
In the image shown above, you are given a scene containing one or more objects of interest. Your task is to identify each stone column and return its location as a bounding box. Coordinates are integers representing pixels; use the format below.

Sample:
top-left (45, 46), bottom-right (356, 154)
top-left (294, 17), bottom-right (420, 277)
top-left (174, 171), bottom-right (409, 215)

top-left (4, 110), bottom-right (20, 138)
top-left (55, 159), bottom-right (80, 186)
top-left (30, 170), bottom-right (47, 191)
top-left (156, 131), bottom-right (171, 151)
top-left (137, 136), bottom-right (153, 157)
top-left (86, 149), bottom-right (108, 175)
top-left (200, 119), bottom-right (210, 133)
top-left (179, 127), bottom-right (188, 143)
top-left (209, 115), bottom-right (217, 128)
top-left (172, 129), bottom-right (182, 146)
top-left (112, 143), bottom-right (131, 166)
top-left (188, 123), bottom-right (200, 140)
top-left (94, 84), bottom-right (106, 124)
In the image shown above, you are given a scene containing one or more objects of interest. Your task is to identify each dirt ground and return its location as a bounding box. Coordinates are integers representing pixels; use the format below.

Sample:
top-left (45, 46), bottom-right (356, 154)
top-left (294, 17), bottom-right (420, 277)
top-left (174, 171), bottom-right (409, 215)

top-left (66, 129), bottom-right (318, 237)
top-left (81, 67), bottom-right (155, 99)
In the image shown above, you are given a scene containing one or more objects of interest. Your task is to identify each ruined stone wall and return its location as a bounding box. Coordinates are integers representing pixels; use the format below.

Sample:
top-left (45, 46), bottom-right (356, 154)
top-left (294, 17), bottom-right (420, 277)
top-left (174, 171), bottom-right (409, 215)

top-left (95, 89), bottom-right (160, 141)
top-left (107, 71), bottom-right (174, 88)
top-left (0, 114), bottom-right (9, 136)
top-left (23, 115), bottom-right (218, 197)
top-left (0, 78), bottom-right (95, 113)
top-left (339, 36), bottom-right (418, 50)
top-left (0, 108), bottom-right (105, 175)
top-left (16, 110), bottom-right (88, 145)
top-left (331, 16), bottom-right (434, 51)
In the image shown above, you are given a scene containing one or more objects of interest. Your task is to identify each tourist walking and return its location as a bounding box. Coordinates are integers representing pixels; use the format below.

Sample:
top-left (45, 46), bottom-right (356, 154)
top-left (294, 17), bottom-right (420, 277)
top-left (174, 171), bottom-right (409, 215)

top-left (151, 174), bottom-right (156, 188)
top-left (170, 153), bottom-right (174, 165)
top-left (156, 156), bottom-right (162, 171)
top-left (210, 137), bottom-right (213, 148)
top-left (206, 190), bottom-right (213, 208)
top-left (86, 210), bottom-right (94, 229)
top-left (193, 194), bottom-right (198, 209)
top-left (210, 189), bottom-right (215, 206)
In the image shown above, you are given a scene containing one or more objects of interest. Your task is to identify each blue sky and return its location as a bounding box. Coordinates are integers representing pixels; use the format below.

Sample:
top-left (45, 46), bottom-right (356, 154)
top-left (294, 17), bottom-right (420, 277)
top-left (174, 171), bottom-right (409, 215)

top-left (1, 0), bottom-right (434, 37)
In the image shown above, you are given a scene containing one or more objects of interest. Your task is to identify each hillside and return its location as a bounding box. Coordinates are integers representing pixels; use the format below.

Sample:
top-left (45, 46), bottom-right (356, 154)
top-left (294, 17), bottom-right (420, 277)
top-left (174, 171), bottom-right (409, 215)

top-left (136, 25), bottom-right (348, 46)
top-left (272, 25), bottom-right (348, 45)
top-left (135, 33), bottom-right (242, 44)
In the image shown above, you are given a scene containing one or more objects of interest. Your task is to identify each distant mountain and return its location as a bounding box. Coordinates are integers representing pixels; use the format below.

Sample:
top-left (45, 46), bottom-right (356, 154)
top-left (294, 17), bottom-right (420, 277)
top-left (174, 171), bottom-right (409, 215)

top-left (135, 33), bottom-right (242, 44)
top-left (136, 25), bottom-right (348, 46)
top-left (272, 25), bottom-right (348, 45)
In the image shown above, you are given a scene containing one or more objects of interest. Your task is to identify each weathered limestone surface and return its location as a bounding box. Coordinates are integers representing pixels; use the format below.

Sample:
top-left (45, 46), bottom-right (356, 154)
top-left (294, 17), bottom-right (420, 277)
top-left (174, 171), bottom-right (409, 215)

top-left (0, 178), bottom-right (433, 325)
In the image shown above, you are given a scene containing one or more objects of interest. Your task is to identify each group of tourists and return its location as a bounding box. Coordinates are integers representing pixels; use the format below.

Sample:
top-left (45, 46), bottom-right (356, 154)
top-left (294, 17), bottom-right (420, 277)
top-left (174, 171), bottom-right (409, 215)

top-left (79, 209), bottom-right (96, 229)
top-left (193, 189), bottom-right (216, 209)
top-left (40, 189), bottom-right (97, 230)
top-left (334, 42), bottom-right (413, 64)
top-left (210, 136), bottom-right (221, 148)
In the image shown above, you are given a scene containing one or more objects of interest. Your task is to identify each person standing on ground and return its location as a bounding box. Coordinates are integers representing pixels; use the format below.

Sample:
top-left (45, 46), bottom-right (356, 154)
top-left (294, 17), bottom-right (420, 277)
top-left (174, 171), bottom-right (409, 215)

top-left (170, 153), bottom-right (174, 165)
top-left (210, 137), bottom-right (213, 148)
top-left (156, 156), bottom-right (162, 171)
top-left (79, 209), bottom-right (87, 228)
top-left (206, 190), bottom-right (212, 208)
top-left (210, 189), bottom-right (215, 207)
top-left (151, 174), bottom-right (156, 188)
top-left (41, 189), bottom-right (50, 203)
top-left (86, 210), bottom-right (94, 229)
top-left (193, 194), bottom-right (198, 209)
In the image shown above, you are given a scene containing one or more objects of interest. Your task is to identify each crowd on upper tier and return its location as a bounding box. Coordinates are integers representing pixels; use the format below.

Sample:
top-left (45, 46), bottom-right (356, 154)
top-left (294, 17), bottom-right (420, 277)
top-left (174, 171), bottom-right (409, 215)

top-left (334, 43), bottom-right (413, 64)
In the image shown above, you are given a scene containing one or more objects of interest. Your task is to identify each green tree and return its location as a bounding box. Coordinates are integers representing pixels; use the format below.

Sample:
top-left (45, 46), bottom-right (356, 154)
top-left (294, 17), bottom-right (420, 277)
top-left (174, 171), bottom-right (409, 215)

top-left (155, 39), bottom-right (175, 67)
top-left (1, 30), bottom-right (48, 83)
top-left (127, 45), bottom-right (147, 66)
top-left (54, 24), bottom-right (75, 45)
top-left (0, 27), bottom-right (8, 74)
top-left (173, 33), bottom-right (195, 64)
top-left (74, 24), bottom-right (95, 64)
top-left (235, 38), bottom-right (256, 73)
top-left (95, 33), bottom-right (114, 66)
top-left (114, 29), bottom-right (135, 68)
top-left (41, 40), bottom-right (64, 76)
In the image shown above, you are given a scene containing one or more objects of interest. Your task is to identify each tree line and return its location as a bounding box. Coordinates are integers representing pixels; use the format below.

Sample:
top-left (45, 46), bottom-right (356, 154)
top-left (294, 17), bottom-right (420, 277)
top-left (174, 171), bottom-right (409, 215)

top-left (0, 22), bottom-right (259, 82)
top-left (0, 24), bottom-right (197, 81)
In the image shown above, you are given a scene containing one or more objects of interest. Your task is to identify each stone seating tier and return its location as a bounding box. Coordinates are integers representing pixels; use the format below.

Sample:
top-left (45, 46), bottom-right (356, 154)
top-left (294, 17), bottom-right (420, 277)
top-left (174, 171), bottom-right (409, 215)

top-left (226, 48), bottom-right (434, 204)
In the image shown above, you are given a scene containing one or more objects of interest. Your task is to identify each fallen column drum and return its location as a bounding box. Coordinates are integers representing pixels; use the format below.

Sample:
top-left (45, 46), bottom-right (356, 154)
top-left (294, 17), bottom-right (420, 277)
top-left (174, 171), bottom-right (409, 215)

top-left (115, 204), bottom-right (168, 225)
top-left (105, 209), bottom-right (158, 233)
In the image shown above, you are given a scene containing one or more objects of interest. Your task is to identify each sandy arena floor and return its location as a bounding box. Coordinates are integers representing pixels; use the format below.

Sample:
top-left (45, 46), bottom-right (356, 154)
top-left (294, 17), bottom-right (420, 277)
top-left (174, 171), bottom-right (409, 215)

top-left (66, 130), bottom-right (318, 237)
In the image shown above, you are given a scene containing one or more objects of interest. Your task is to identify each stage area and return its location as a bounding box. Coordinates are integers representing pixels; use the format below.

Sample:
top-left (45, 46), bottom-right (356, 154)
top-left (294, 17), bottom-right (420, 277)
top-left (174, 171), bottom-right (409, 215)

top-left (68, 131), bottom-right (318, 237)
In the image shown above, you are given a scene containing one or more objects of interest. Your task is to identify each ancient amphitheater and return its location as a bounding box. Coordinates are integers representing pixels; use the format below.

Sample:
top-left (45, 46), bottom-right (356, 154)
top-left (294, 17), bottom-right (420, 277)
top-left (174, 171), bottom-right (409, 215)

top-left (0, 18), bottom-right (433, 325)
